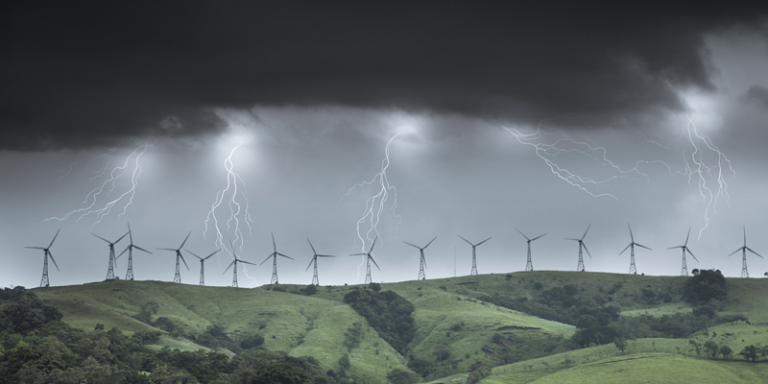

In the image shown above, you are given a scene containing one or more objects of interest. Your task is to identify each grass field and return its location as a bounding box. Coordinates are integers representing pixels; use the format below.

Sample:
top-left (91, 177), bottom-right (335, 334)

top-left (31, 271), bottom-right (768, 384)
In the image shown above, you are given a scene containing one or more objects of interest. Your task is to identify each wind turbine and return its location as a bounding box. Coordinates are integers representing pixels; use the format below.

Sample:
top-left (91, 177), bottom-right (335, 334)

top-left (404, 237), bottom-right (436, 280)
top-left (350, 237), bottom-right (381, 284)
top-left (93, 231), bottom-right (129, 281)
top-left (564, 225), bottom-right (592, 272)
top-left (223, 240), bottom-right (256, 287)
top-left (305, 238), bottom-right (335, 286)
top-left (668, 227), bottom-right (698, 276)
top-left (117, 222), bottom-right (152, 280)
top-left (728, 226), bottom-right (763, 278)
top-left (186, 248), bottom-right (220, 286)
top-left (157, 232), bottom-right (191, 283)
top-left (457, 235), bottom-right (492, 276)
top-left (618, 224), bottom-right (652, 275)
top-left (261, 233), bottom-right (294, 284)
top-left (515, 229), bottom-right (545, 272)
top-left (25, 229), bottom-right (61, 287)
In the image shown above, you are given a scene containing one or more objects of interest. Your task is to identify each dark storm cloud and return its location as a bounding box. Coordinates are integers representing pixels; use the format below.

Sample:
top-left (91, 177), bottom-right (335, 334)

top-left (742, 85), bottom-right (768, 109)
top-left (2, 2), bottom-right (767, 150)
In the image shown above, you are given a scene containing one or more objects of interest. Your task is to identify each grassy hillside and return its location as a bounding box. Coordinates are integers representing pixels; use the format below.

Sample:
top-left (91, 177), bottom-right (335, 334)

top-left (32, 271), bottom-right (768, 384)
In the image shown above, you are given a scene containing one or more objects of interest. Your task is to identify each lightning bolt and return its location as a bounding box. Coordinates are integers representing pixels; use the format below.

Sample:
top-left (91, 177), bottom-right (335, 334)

top-left (340, 132), bottom-right (403, 279)
top-left (203, 142), bottom-right (256, 284)
top-left (44, 142), bottom-right (152, 228)
top-left (681, 111), bottom-right (735, 240)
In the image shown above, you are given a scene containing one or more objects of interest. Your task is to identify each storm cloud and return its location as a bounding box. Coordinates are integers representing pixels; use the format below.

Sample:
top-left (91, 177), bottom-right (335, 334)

top-left (2, 2), bottom-right (767, 150)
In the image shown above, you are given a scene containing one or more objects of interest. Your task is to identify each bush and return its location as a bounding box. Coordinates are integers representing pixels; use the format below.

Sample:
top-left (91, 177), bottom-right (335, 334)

top-left (683, 269), bottom-right (726, 304)
top-left (240, 334), bottom-right (265, 349)
top-left (387, 369), bottom-right (421, 384)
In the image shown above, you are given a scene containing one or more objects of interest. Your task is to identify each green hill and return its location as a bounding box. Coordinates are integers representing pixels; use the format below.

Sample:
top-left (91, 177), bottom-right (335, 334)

top-left (28, 271), bottom-right (768, 384)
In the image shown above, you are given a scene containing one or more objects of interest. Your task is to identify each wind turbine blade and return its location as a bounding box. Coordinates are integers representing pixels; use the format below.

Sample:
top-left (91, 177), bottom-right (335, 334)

top-left (157, 248), bottom-right (177, 252)
top-left (48, 251), bottom-right (60, 272)
top-left (261, 254), bottom-right (273, 265)
top-left (619, 244), bottom-right (631, 256)
top-left (49, 229), bottom-right (60, 248)
top-left (582, 243), bottom-right (592, 258)
top-left (229, 239), bottom-right (238, 259)
top-left (457, 235), bottom-right (473, 246)
top-left (581, 224), bottom-right (591, 240)
top-left (179, 253), bottom-right (190, 270)
top-left (223, 261), bottom-right (234, 274)
top-left (306, 238), bottom-right (319, 255)
top-left (115, 231), bottom-right (129, 245)
top-left (186, 250), bottom-right (203, 260)
top-left (369, 237), bottom-right (378, 253)
top-left (514, 228), bottom-right (530, 241)
top-left (306, 257), bottom-right (315, 272)
top-left (404, 241), bottom-right (421, 249)
top-left (747, 247), bottom-right (764, 258)
top-left (277, 252), bottom-right (294, 260)
top-left (369, 255), bottom-right (381, 270)
top-left (424, 237), bottom-right (437, 249)
top-left (92, 234), bottom-right (111, 244)
top-left (240, 260), bottom-right (257, 266)
top-left (271, 232), bottom-right (277, 253)
top-left (668, 246), bottom-right (683, 250)
top-left (134, 245), bottom-right (152, 254)
top-left (350, 253), bottom-right (367, 256)
top-left (127, 222), bottom-right (133, 244)
top-left (25, 247), bottom-right (46, 250)
top-left (179, 232), bottom-right (191, 250)
top-left (684, 227), bottom-right (691, 247)
top-left (635, 244), bottom-right (652, 251)
top-left (564, 238), bottom-right (580, 241)
top-left (476, 237), bottom-right (492, 246)
top-left (118, 247), bottom-right (129, 257)
top-left (318, 254), bottom-right (336, 258)
top-left (531, 234), bottom-right (546, 242)
top-left (727, 248), bottom-right (742, 257)
top-left (686, 248), bottom-right (699, 262)
top-left (203, 249), bottom-right (220, 260)
top-left (744, 225), bottom-right (747, 247)
top-left (627, 223), bottom-right (634, 243)
top-left (423, 255), bottom-right (428, 269)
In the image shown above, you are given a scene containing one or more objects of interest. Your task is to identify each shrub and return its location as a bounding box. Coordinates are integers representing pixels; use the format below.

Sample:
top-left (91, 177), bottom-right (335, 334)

top-left (387, 369), bottom-right (421, 384)
top-left (683, 269), bottom-right (726, 304)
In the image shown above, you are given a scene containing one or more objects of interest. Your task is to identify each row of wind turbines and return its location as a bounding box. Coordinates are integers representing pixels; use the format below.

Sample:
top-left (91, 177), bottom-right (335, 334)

top-left (23, 222), bottom-right (763, 289)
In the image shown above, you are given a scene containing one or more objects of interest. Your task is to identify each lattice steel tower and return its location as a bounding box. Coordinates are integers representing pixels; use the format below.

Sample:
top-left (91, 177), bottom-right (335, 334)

top-left (350, 237), bottom-right (381, 284)
top-left (668, 228), bottom-right (698, 277)
top-left (306, 238), bottom-right (335, 286)
top-left (728, 226), bottom-right (763, 278)
top-left (93, 232), bottom-right (128, 281)
top-left (515, 229), bottom-right (545, 272)
top-left (405, 237), bottom-right (436, 281)
top-left (565, 225), bottom-right (592, 272)
top-left (458, 235), bottom-right (491, 276)
top-left (619, 224), bottom-right (651, 275)
top-left (261, 233), bottom-right (294, 285)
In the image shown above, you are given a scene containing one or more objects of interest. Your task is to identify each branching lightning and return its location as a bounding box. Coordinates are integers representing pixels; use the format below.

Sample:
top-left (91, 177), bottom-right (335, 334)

top-left (340, 132), bottom-right (403, 279)
top-left (203, 142), bottom-right (256, 284)
top-left (681, 111), bottom-right (735, 240)
top-left (44, 143), bottom-right (152, 228)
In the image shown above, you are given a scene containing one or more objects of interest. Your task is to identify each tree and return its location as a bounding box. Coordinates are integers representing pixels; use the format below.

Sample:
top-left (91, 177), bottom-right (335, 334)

top-left (683, 269), bottom-right (726, 304)
top-left (434, 344), bottom-right (451, 362)
top-left (740, 345), bottom-right (759, 362)
top-left (704, 340), bottom-right (719, 359)
top-left (720, 345), bottom-right (733, 360)
top-left (613, 338), bottom-right (628, 355)
top-left (386, 369), bottom-right (421, 384)
top-left (250, 363), bottom-right (312, 384)
top-left (577, 315), bottom-right (599, 330)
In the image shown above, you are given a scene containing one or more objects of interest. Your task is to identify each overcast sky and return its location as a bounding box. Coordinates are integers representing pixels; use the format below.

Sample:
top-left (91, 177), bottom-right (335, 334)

top-left (2, 3), bottom-right (768, 288)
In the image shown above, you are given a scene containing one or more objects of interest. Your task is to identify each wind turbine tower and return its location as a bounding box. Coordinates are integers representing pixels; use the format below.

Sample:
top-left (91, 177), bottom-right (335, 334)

top-left (157, 232), bottom-right (191, 283)
top-left (405, 237), bottom-right (436, 280)
top-left (187, 248), bottom-right (219, 286)
top-left (457, 235), bottom-right (492, 276)
top-left (224, 240), bottom-right (256, 287)
top-left (619, 224), bottom-right (652, 275)
top-left (261, 233), bottom-right (294, 284)
top-left (306, 238), bottom-right (336, 285)
top-left (564, 225), bottom-right (592, 272)
top-left (515, 229), bottom-right (545, 272)
top-left (350, 237), bottom-right (381, 284)
top-left (118, 223), bottom-right (152, 280)
top-left (668, 227), bottom-right (698, 276)
top-left (25, 229), bottom-right (61, 287)
top-left (93, 231), bottom-right (129, 281)
top-left (728, 226), bottom-right (763, 278)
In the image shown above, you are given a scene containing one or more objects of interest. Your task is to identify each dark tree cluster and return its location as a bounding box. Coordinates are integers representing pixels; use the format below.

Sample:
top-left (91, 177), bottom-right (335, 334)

top-left (684, 269), bottom-right (727, 304)
top-left (343, 289), bottom-right (415, 355)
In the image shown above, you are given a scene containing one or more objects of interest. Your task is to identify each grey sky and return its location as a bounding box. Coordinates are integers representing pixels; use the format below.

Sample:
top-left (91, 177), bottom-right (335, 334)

top-left (1, 3), bottom-right (768, 288)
